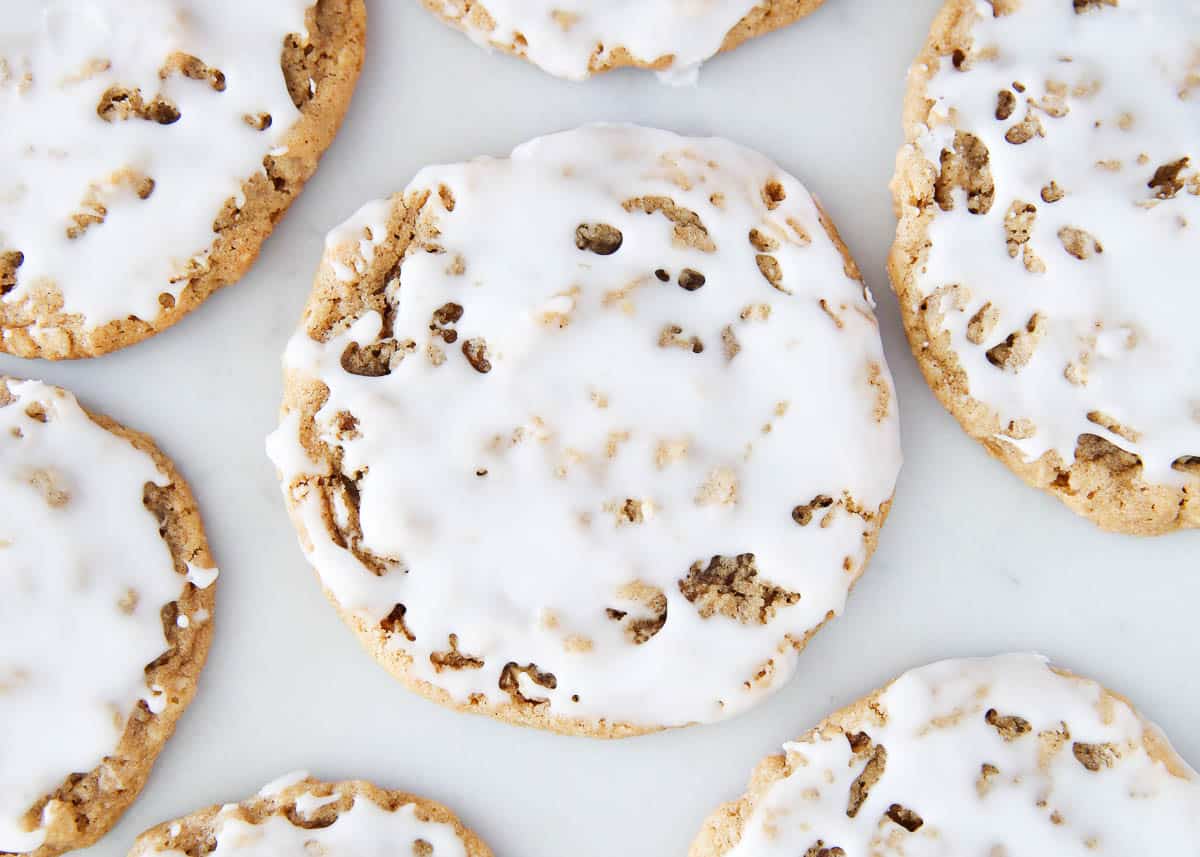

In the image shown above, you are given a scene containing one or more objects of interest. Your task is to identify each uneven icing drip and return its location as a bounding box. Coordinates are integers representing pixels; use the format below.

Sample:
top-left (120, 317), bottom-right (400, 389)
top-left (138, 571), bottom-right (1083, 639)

top-left (151, 781), bottom-right (468, 857)
top-left (909, 0), bottom-right (1200, 484)
top-left (268, 125), bottom-right (902, 728)
top-left (427, 0), bottom-right (764, 81)
top-left (724, 654), bottom-right (1200, 857)
top-left (0, 0), bottom-right (309, 334)
top-left (0, 380), bottom-right (204, 852)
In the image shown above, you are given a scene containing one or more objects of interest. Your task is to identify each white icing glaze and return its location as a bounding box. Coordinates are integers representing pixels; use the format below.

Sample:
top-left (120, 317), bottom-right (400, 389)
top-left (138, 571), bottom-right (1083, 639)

top-left (293, 792), bottom-right (341, 818)
top-left (186, 561), bottom-right (220, 589)
top-left (258, 771), bottom-right (310, 799)
top-left (0, 380), bottom-right (190, 852)
top-left (427, 0), bottom-right (765, 81)
top-left (267, 124), bottom-right (902, 729)
top-left (722, 654), bottom-right (1200, 857)
top-left (0, 0), bottom-right (310, 338)
top-left (149, 781), bottom-right (468, 857)
top-left (906, 0), bottom-right (1200, 484)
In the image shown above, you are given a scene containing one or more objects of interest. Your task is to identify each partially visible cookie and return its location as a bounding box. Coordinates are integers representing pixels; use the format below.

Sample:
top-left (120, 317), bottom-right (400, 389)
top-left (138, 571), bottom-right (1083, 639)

top-left (129, 774), bottom-right (492, 857)
top-left (267, 124), bottom-right (902, 736)
top-left (419, 0), bottom-right (827, 81)
top-left (0, 0), bottom-right (366, 359)
top-left (889, 0), bottom-right (1200, 534)
top-left (691, 653), bottom-right (1200, 857)
top-left (0, 379), bottom-right (218, 857)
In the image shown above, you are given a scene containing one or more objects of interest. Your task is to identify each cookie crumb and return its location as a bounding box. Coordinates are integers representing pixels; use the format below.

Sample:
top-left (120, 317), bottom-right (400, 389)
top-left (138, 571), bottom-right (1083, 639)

top-left (430, 634), bottom-right (484, 672)
top-left (1073, 741), bottom-right (1119, 771)
top-left (498, 662), bottom-right (557, 706)
top-left (762, 181), bottom-right (786, 210)
top-left (461, 338), bottom-right (492, 373)
top-left (885, 803), bottom-right (924, 832)
top-left (623, 197), bottom-right (716, 252)
top-left (976, 762), bottom-right (1000, 796)
top-left (985, 707), bottom-right (1032, 740)
top-left (846, 745), bottom-right (887, 817)
top-left (696, 467), bottom-right (738, 506)
top-left (792, 495), bottom-right (834, 526)
top-left (575, 222), bottom-right (623, 255)
top-left (934, 132), bottom-right (995, 214)
top-left (1057, 226), bottom-right (1103, 259)
top-left (679, 554), bottom-right (800, 625)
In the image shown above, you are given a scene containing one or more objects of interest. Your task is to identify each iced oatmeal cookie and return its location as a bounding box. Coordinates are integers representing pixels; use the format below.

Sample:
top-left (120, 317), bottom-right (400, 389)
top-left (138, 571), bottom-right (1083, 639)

top-left (0, 0), bottom-right (365, 358)
top-left (419, 0), bottom-right (827, 82)
top-left (692, 654), bottom-right (1200, 857)
top-left (128, 774), bottom-right (491, 857)
top-left (890, 0), bottom-right (1200, 534)
top-left (267, 124), bottom-right (902, 736)
top-left (0, 378), bottom-right (218, 856)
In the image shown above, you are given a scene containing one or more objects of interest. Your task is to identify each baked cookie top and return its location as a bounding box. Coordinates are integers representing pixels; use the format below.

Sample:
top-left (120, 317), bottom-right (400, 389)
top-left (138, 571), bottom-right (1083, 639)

top-left (691, 653), bottom-right (1200, 857)
top-left (0, 0), bottom-right (364, 358)
top-left (890, 0), bottom-right (1199, 533)
top-left (129, 774), bottom-right (492, 857)
top-left (419, 0), bottom-right (826, 82)
top-left (267, 124), bottom-right (902, 735)
top-left (0, 379), bottom-right (217, 857)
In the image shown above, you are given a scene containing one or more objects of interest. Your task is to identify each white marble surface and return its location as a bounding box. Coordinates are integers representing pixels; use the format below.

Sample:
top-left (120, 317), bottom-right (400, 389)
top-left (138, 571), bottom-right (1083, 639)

top-left (7, 2), bottom-right (1196, 855)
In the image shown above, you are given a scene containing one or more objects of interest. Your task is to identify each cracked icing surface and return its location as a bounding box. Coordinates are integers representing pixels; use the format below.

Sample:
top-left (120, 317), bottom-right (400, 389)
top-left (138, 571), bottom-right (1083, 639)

top-left (890, 0), bottom-right (1200, 533)
top-left (267, 124), bottom-right (901, 735)
top-left (130, 775), bottom-right (491, 857)
top-left (418, 0), bottom-right (827, 82)
top-left (0, 379), bottom-right (216, 857)
top-left (0, 0), bottom-right (364, 358)
top-left (690, 654), bottom-right (1200, 857)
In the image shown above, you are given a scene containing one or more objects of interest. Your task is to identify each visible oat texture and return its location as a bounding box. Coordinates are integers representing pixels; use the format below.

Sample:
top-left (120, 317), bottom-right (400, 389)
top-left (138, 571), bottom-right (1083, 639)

top-left (419, 0), bottom-right (828, 78)
top-left (887, 0), bottom-right (1199, 534)
top-left (0, 1), bottom-right (365, 359)
top-left (2, 379), bottom-right (216, 857)
top-left (271, 127), bottom-right (899, 738)
top-left (688, 658), bottom-right (1199, 857)
top-left (127, 777), bottom-right (492, 857)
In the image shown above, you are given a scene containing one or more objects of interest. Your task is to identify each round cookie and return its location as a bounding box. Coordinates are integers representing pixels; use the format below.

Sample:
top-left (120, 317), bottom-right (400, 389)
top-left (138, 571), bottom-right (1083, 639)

top-left (128, 774), bottom-right (492, 857)
top-left (419, 0), bottom-right (827, 82)
top-left (0, 379), bottom-right (218, 857)
top-left (691, 653), bottom-right (1200, 857)
top-left (0, 0), bottom-right (366, 359)
top-left (266, 124), bottom-right (902, 736)
top-left (889, 0), bottom-right (1200, 534)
